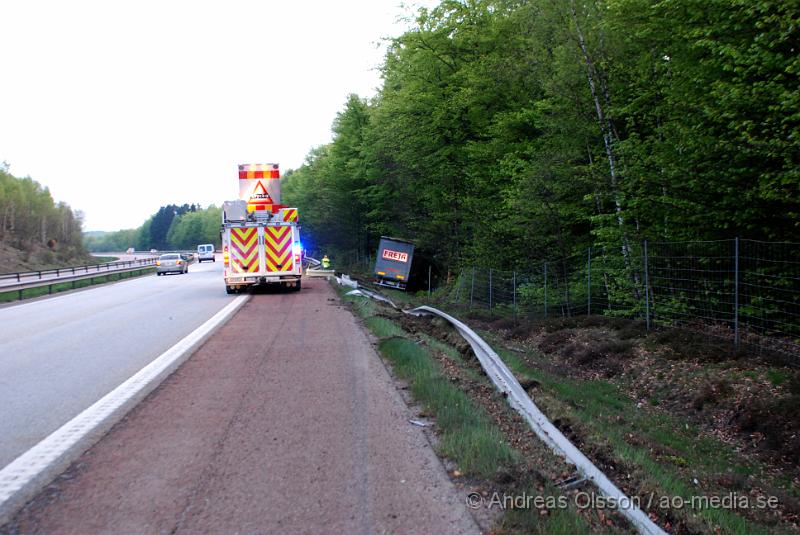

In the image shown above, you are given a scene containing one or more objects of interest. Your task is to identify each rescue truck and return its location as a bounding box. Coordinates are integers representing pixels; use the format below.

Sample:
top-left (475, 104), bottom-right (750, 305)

top-left (221, 163), bottom-right (302, 294)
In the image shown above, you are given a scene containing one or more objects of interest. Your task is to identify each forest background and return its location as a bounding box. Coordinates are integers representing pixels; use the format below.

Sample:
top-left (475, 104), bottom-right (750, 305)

top-left (3, 0), bottom-right (798, 276)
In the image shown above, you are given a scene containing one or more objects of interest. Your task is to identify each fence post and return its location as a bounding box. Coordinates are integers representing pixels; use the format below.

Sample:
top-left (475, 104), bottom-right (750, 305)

top-left (734, 237), bottom-right (740, 349)
top-left (587, 247), bottom-right (592, 316)
top-left (544, 262), bottom-right (548, 319)
top-left (489, 268), bottom-right (493, 315)
top-left (470, 267), bottom-right (475, 308)
top-left (428, 265), bottom-right (432, 298)
top-left (455, 268), bottom-right (463, 303)
top-left (512, 270), bottom-right (517, 319)
top-left (643, 240), bottom-right (651, 331)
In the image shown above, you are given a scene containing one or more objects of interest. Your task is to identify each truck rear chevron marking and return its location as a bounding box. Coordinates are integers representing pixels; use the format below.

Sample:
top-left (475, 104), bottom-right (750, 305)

top-left (264, 226), bottom-right (293, 272)
top-left (230, 227), bottom-right (259, 273)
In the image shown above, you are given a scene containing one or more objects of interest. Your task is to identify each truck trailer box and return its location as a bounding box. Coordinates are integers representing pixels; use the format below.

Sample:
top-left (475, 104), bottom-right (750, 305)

top-left (374, 237), bottom-right (415, 290)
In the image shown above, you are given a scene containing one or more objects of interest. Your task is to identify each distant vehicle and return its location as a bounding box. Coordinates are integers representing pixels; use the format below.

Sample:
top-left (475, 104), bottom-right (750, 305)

top-left (156, 253), bottom-right (188, 276)
top-left (126, 247), bottom-right (135, 254)
top-left (150, 249), bottom-right (158, 254)
top-left (197, 244), bottom-right (215, 263)
top-left (374, 237), bottom-right (415, 290)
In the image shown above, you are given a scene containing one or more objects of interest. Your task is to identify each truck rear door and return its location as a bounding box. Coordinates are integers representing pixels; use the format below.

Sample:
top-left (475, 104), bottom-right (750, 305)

top-left (228, 225), bottom-right (263, 277)
top-left (263, 224), bottom-right (294, 274)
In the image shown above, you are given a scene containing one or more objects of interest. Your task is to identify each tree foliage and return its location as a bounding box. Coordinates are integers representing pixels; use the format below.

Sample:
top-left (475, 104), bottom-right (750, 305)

top-left (282, 0), bottom-right (799, 273)
top-left (84, 205), bottom-right (221, 252)
top-left (0, 166), bottom-right (87, 264)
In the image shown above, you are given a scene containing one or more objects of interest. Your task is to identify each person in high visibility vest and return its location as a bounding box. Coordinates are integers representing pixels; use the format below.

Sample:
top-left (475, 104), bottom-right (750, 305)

top-left (322, 255), bottom-right (331, 269)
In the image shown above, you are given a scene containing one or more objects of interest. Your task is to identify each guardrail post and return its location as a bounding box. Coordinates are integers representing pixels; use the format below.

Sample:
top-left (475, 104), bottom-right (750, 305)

top-left (734, 237), bottom-right (740, 349)
top-left (56, 268), bottom-right (60, 276)
top-left (544, 262), bottom-right (548, 319)
top-left (38, 271), bottom-right (42, 280)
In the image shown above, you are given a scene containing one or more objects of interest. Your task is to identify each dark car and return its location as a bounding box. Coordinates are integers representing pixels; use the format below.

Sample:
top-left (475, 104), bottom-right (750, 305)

top-left (156, 253), bottom-right (188, 275)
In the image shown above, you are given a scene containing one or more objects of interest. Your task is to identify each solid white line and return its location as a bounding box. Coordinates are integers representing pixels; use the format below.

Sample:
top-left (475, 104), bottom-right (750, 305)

top-left (0, 294), bottom-right (249, 526)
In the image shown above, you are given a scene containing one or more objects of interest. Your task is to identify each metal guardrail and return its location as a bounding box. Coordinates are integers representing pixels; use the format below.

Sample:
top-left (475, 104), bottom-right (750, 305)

top-left (0, 262), bottom-right (157, 300)
top-left (0, 259), bottom-right (157, 286)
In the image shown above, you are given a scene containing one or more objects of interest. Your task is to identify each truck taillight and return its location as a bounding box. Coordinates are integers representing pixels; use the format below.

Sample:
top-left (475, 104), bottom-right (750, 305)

top-left (223, 251), bottom-right (230, 265)
top-left (293, 242), bottom-right (302, 265)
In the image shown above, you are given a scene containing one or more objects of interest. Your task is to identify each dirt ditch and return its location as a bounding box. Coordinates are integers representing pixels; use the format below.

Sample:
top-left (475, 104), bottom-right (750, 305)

top-left (491, 315), bottom-right (800, 474)
top-left (466, 312), bottom-right (800, 527)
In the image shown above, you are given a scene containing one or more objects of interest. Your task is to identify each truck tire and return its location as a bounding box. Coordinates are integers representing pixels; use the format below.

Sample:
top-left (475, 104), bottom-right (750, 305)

top-left (294, 280), bottom-right (302, 291)
top-left (226, 285), bottom-right (235, 294)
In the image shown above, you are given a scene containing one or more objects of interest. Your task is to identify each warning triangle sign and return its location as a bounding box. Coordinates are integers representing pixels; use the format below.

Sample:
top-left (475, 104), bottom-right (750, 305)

top-left (250, 180), bottom-right (273, 203)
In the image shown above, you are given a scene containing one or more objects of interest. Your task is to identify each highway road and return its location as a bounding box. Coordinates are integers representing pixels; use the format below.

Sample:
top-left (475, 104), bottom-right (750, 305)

top-left (0, 259), bottom-right (235, 469)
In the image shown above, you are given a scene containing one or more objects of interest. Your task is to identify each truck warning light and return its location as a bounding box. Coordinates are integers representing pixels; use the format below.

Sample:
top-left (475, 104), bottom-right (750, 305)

top-left (382, 249), bottom-right (409, 263)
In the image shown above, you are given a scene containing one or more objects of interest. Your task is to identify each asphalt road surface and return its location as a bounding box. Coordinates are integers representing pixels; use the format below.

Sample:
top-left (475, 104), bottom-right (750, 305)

top-left (3, 277), bottom-right (480, 534)
top-left (0, 260), bottom-right (235, 469)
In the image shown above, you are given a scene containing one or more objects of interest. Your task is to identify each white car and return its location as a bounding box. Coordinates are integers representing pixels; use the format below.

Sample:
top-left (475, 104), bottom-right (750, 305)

top-left (197, 244), bottom-right (215, 263)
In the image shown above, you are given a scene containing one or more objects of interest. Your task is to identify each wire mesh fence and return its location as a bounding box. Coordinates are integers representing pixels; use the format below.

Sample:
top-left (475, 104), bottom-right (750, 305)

top-left (446, 239), bottom-right (800, 364)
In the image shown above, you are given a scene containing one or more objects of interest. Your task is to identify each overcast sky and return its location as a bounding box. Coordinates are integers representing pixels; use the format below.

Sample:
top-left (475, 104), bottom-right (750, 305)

top-left (1, 0), bottom-right (432, 231)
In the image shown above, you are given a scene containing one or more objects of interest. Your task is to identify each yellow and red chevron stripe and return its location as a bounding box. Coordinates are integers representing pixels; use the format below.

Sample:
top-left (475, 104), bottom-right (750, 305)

top-left (264, 226), bottom-right (293, 272)
top-left (230, 227), bottom-right (260, 273)
top-left (282, 208), bottom-right (298, 222)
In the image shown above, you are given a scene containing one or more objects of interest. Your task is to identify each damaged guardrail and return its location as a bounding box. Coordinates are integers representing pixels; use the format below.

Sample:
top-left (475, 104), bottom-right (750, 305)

top-left (340, 279), bottom-right (666, 535)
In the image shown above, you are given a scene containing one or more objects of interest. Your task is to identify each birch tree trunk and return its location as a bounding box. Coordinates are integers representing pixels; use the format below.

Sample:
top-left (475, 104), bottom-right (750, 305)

top-left (568, 0), bottom-right (641, 301)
